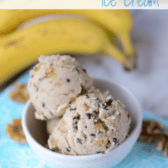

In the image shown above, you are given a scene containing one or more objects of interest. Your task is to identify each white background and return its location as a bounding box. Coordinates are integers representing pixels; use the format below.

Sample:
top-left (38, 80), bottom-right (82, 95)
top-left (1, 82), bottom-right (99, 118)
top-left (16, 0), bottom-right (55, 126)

top-left (0, 0), bottom-right (167, 9)
top-left (75, 10), bottom-right (168, 119)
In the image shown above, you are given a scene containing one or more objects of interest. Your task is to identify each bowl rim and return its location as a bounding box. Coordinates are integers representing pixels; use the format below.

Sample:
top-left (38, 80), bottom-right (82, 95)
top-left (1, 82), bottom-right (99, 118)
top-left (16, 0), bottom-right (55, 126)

top-left (22, 77), bottom-right (143, 160)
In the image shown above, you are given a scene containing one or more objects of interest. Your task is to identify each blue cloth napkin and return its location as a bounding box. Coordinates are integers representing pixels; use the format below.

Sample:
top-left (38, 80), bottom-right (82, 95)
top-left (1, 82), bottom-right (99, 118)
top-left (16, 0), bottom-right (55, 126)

top-left (0, 71), bottom-right (168, 168)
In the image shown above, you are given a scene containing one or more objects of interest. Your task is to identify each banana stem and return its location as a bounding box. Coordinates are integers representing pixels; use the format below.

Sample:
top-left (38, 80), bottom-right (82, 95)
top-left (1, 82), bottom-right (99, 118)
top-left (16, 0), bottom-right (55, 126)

top-left (105, 42), bottom-right (135, 70)
top-left (118, 33), bottom-right (136, 57)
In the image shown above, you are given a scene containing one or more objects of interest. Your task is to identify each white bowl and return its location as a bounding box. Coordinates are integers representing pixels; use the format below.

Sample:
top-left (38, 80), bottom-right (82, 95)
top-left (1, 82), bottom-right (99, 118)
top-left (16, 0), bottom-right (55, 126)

top-left (22, 77), bottom-right (143, 168)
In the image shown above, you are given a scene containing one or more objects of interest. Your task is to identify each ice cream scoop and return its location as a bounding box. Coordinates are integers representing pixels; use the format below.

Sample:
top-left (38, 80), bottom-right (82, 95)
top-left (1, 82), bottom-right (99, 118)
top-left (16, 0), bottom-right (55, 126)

top-left (48, 90), bottom-right (131, 155)
top-left (27, 55), bottom-right (93, 120)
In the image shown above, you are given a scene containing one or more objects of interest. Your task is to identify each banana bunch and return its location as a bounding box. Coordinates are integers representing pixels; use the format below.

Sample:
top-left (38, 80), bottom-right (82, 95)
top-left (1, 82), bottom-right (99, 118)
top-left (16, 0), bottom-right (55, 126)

top-left (0, 10), bottom-right (136, 86)
top-left (0, 10), bottom-right (135, 56)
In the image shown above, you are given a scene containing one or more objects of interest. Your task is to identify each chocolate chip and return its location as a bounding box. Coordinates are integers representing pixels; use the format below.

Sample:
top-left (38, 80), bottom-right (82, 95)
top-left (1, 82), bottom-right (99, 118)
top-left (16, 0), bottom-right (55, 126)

top-left (74, 126), bottom-right (78, 130)
top-left (44, 116), bottom-right (47, 120)
top-left (103, 99), bottom-right (113, 109)
top-left (96, 98), bottom-right (101, 107)
top-left (106, 140), bottom-right (111, 149)
top-left (95, 119), bottom-right (101, 124)
top-left (73, 116), bottom-right (80, 120)
top-left (81, 86), bottom-right (87, 95)
top-left (66, 78), bottom-right (71, 83)
top-left (77, 138), bottom-right (82, 144)
top-left (75, 68), bottom-right (80, 74)
top-left (30, 75), bottom-right (34, 78)
top-left (97, 151), bottom-right (102, 154)
top-left (93, 111), bottom-right (99, 114)
top-left (98, 130), bottom-right (101, 134)
top-left (74, 121), bottom-right (78, 130)
top-left (42, 102), bottom-right (45, 108)
top-left (70, 108), bottom-right (76, 111)
top-left (96, 98), bottom-right (100, 103)
top-left (113, 138), bottom-right (119, 144)
top-left (86, 113), bottom-right (93, 119)
top-left (49, 111), bottom-right (54, 115)
top-left (85, 125), bottom-right (87, 129)
top-left (103, 104), bottom-right (110, 110)
top-left (35, 85), bottom-right (39, 92)
top-left (90, 134), bottom-right (95, 137)
top-left (66, 148), bottom-right (70, 152)
top-left (102, 122), bottom-right (108, 131)
top-left (106, 99), bottom-right (113, 106)
top-left (93, 111), bottom-right (99, 119)
top-left (102, 103), bottom-right (106, 108)
top-left (103, 106), bottom-right (108, 110)
top-left (82, 69), bottom-right (87, 73)
top-left (86, 94), bottom-right (90, 98)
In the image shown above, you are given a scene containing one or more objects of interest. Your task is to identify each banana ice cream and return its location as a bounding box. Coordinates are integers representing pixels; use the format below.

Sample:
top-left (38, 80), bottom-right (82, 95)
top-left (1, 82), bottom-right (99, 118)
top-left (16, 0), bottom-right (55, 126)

top-left (48, 91), bottom-right (131, 155)
top-left (46, 118), bottom-right (61, 135)
top-left (27, 54), bottom-right (131, 156)
top-left (27, 55), bottom-right (93, 120)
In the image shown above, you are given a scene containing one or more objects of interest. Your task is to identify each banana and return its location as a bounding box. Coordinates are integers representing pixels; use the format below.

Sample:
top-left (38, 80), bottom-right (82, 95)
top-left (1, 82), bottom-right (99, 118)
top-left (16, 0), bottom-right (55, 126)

top-left (0, 10), bottom-right (135, 57)
top-left (0, 19), bottom-right (134, 86)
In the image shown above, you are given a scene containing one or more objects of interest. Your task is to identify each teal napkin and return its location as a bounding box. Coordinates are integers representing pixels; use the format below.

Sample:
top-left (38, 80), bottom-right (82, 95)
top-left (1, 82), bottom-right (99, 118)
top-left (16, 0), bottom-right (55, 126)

top-left (0, 71), bottom-right (168, 168)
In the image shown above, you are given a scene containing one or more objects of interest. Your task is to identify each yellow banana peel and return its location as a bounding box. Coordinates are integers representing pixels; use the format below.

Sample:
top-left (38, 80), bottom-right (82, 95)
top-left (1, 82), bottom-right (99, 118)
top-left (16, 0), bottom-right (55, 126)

top-left (0, 9), bottom-right (135, 57)
top-left (0, 19), bottom-right (134, 86)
